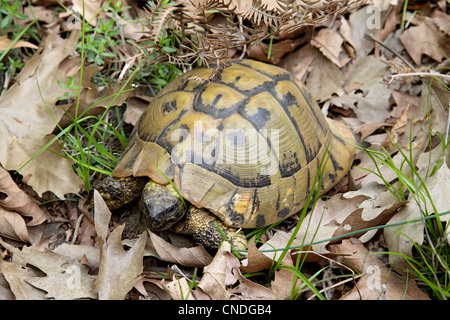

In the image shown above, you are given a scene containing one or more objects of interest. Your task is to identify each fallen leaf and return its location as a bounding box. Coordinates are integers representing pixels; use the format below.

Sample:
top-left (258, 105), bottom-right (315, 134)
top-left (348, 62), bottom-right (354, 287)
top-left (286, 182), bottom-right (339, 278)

top-left (119, 7), bottom-right (151, 41)
top-left (230, 264), bottom-right (277, 299)
top-left (247, 38), bottom-right (304, 64)
top-left (57, 65), bottom-right (133, 128)
top-left (399, 20), bottom-right (445, 65)
top-left (338, 16), bottom-right (357, 59)
top-left (0, 30), bottom-right (83, 199)
top-left (255, 230), bottom-right (292, 261)
top-left (52, 243), bottom-right (100, 270)
top-left (311, 28), bottom-right (351, 68)
top-left (123, 96), bottom-right (150, 126)
top-left (390, 90), bottom-right (423, 118)
top-left (305, 46), bottom-right (346, 102)
top-left (240, 236), bottom-right (273, 273)
top-left (416, 157), bottom-right (450, 244)
top-left (219, 243), bottom-right (277, 299)
top-left (0, 273), bottom-right (14, 300)
top-left (280, 43), bottom-right (317, 82)
top-left (258, 182), bottom-right (406, 259)
top-left (162, 277), bottom-right (195, 300)
top-left (342, 55), bottom-right (391, 122)
top-left (373, 10), bottom-right (397, 57)
top-left (0, 259), bottom-right (46, 300)
top-left (92, 192), bottom-right (147, 300)
top-left (23, 6), bottom-right (55, 25)
top-left (0, 207), bottom-right (30, 242)
top-left (26, 261), bottom-right (96, 300)
top-left (355, 121), bottom-right (392, 141)
top-left (134, 277), bottom-right (171, 300)
top-left (93, 189), bottom-right (111, 240)
top-left (0, 239), bottom-right (96, 299)
top-left (384, 202), bottom-right (424, 273)
top-left (347, 6), bottom-right (376, 56)
top-left (92, 224), bottom-right (147, 300)
top-left (72, 0), bottom-right (102, 26)
top-left (259, 194), bottom-right (366, 256)
top-left (0, 166), bottom-right (47, 226)
top-left (0, 36), bottom-right (38, 50)
top-left (195, 241), bottom-right (235, 299)
top-left (270, 255), bottom-right (300, 299)
top-left (382, 103), bottom-right (409, 150)
top-left (143, 230), bottom-right (213, 268)
top-left (328, 238), bottom-right (430, 300)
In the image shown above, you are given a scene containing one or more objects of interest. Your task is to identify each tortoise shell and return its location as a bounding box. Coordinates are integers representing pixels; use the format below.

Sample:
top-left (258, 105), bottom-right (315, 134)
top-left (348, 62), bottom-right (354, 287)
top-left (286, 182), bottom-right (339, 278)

top-left (114, 59), bottom-right (355, 229)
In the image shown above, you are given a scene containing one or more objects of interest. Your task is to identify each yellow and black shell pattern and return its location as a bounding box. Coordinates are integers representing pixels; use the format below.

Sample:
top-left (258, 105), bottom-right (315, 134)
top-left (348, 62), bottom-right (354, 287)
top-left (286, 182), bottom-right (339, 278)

top-left (114, 59), bottom-right (356, 229)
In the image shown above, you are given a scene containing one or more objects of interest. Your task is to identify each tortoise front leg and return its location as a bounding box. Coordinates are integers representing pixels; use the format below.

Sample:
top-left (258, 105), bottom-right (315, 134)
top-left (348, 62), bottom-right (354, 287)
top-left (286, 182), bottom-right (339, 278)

top-left (94, 176), bottom-right (148, 210)
top-left (186, 207), bottom-right (247, 251)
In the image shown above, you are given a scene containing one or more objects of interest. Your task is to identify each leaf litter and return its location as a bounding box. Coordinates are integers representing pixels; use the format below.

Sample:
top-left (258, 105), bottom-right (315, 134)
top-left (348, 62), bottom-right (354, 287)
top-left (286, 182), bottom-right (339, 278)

top-left (0, 0), bottom-right (449, 300)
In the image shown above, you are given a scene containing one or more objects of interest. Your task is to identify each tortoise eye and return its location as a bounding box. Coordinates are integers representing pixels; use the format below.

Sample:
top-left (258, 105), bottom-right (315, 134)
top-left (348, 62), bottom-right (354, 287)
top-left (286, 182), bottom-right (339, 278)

top-left (165, 205), bottom-right (178, 216)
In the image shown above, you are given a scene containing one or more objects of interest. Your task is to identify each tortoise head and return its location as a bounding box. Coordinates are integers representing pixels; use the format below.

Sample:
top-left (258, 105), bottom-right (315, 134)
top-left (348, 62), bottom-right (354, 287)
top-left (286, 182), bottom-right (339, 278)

top-left (140, 181), bottom-right (185, 231)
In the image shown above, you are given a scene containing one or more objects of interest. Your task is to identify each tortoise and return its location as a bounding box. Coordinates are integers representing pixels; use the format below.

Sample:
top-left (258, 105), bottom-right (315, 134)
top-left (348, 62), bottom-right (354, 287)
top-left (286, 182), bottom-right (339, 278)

top-left (95, 59), bottom-right (356, 251)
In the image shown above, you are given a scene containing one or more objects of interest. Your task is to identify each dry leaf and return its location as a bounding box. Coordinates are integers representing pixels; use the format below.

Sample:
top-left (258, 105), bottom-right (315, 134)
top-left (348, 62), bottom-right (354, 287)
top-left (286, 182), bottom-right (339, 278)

top-left (26, 261), bottom-right (96, 300)
top-left (347, 6), bottom-right (376, 56)
top-left (339, 16), bottom-right (357, 58)
top-left (280, 43), bottom-right (317, 82)
top-left (328, 238), bottom-right (430, 300)
top-left (134, 277), bottom-right (171, 300)
top-left (212, 243), bottom-right (277, 299)
top-left (162, 277), bottom-right (195, 300)
top-left (93, 224), bottom-right (147, 300)
top-left (120, 7), bottom-right (151, 41)
top-left (23, 6), bottom-right (55, 25)
top-left (0, 273), bottom-right (14, 300)
top-left (92, 192), bottom-right (147, 300)
top-left (270, 255), bottom-right (300, 299)
top-left (258, 182), bottom-right (406, 259)
top-left (0, 166), bottom-right (47, 226)
top-left (52, 243), bottom-right (100, 270)
top-left (259, 194), bottom-right (366, 257)
top-left (0, 36), bottom-right (38, 50)
top-left (383, 202), bottom-right (424, 273)
top-left (0, 30), bottom-right (82, 199)
top-left (416, 157), bottom-right (450, 244)
top-left (342, 55), bottom-right (391, 123)
top-left (390, 90), bottom-right (423, 118)
top-left (355, 121), bottom-right (392, 142)
top-left (0, 239), bottom-right (96, 300)
top-left (305, 46), bottom-right (346, 102)
top-left (247, 38), bottom-right (303, 64)
top-left (399, 20), bottom-right (445, 65)
top-left (373, 10), bottom-right (397, 58)
top-left (144, 230), bottom-right (213, 268)
top-left (256, 230), bottom-right (292, 261)
top-left (93, 189), bottom-right (111, 240)
top-left (0, 207), bottom-right (30, 242)
top-left (382, 104), bottom-right (409, 150)
top-left (311, 28), bottom-right (351, 68)
top-left (195, 241), bottom-right (235, 299)
top-left (240, 236), bottom-right (273, 273)
top-left (123, 96), bottom-right (149, 126)
top-left (72, 0), bottom-right (102, 26)
top-left (230, 264), bottom-right (277, 299)
top-left (0, 259), bottom-right (46, 300)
